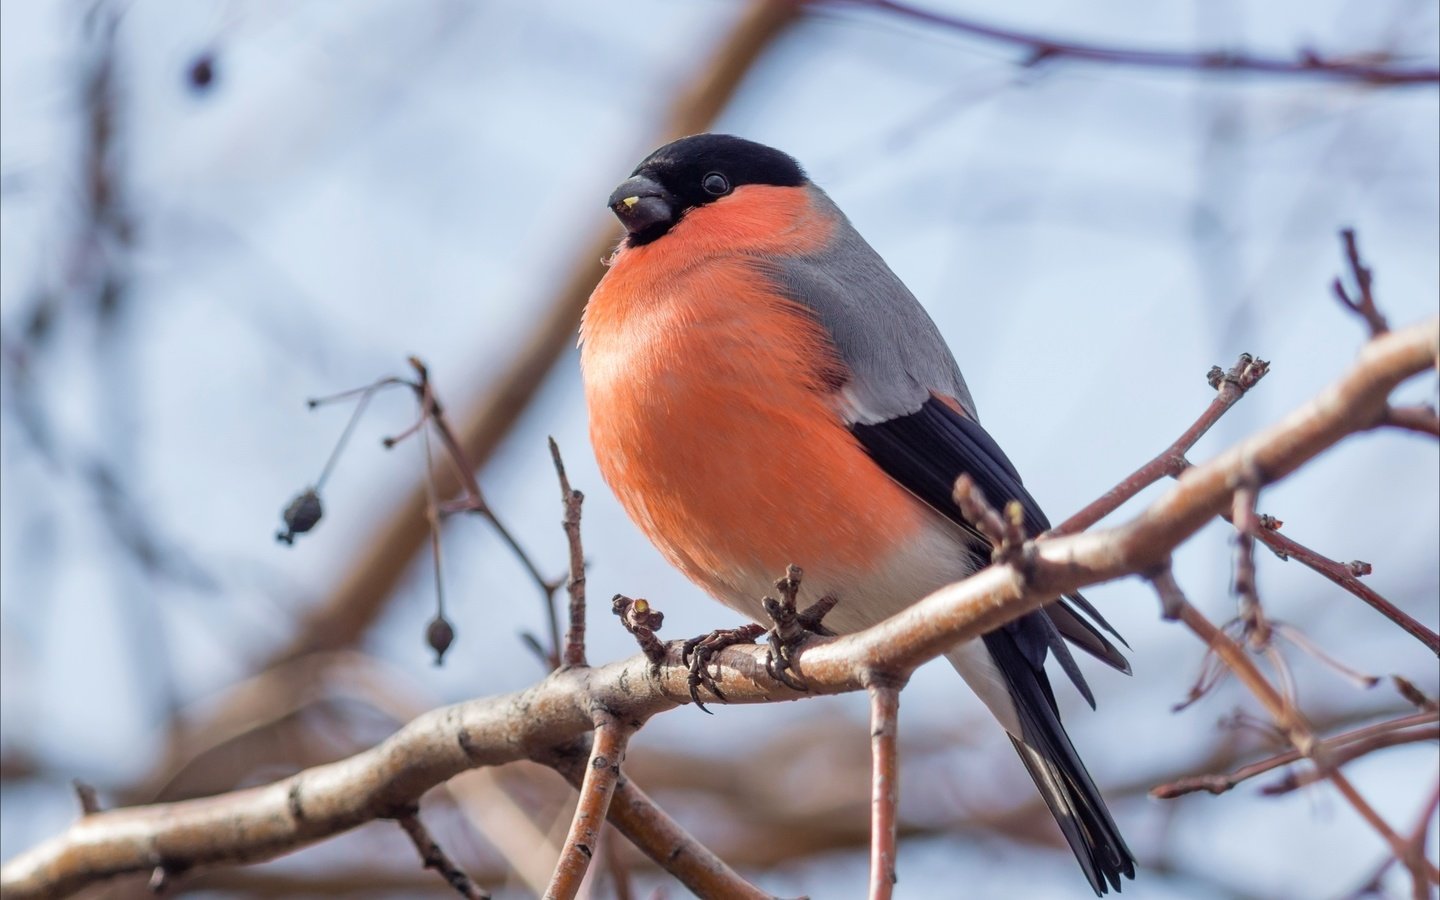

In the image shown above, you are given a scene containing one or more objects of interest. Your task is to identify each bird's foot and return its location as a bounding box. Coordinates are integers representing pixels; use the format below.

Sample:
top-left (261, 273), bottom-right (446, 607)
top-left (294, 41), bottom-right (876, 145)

top-left (761, 565), bottom-right (837, 692)
top-left (681, 623), bottom-right (766, 712)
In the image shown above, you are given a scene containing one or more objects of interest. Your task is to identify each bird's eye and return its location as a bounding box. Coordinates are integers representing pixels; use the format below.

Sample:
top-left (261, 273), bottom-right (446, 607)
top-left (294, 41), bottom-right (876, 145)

top-left (702, 172), bottom-right (731, 196)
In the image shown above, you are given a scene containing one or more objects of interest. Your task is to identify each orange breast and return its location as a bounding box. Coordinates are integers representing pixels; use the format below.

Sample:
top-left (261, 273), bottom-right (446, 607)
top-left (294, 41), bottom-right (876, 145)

top-left (581, 186), bottom-right (929, 601)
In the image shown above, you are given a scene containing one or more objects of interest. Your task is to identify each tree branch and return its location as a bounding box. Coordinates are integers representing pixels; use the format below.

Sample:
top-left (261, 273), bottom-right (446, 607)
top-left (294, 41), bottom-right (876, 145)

top-left (394, 810), bottom-right (490, 899)
top-left (1052, 354), bottom-right (1269, 536)
top-left (823, 0), bottom-right (1440, 85)
top-left (545, 721), bottom-right (629, 899)
top-left (550, 438), bottom-right (588, 670)
top-left (544, 746), bottom-right (777, 899)
top-left (1254, 524), bottom-right (1440, 655)
top-left (867, 680), bottom-right (902, 900)
top-left (1152, 710), bottom-right (1440, 798)
top-left (5, 316), bottom-right (1433, 899)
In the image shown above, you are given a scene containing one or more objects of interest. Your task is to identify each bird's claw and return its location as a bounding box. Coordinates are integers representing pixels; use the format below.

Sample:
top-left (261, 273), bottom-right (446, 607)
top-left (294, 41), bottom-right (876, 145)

top-left (679, 567), bottom-right (838, 708)
top-left (759, 566), bottom-right (837, 693)
top-left (681, 624), bottom-right (765, 713)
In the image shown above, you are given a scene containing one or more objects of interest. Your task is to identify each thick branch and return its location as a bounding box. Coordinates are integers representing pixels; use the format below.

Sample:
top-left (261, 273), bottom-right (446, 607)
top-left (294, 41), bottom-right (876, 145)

top-left (5, 317), bottom-right (1434, 899)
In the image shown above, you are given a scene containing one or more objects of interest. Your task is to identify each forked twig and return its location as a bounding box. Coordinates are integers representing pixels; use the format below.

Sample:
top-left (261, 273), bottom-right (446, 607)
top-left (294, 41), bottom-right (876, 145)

top-left (1153, 710), bottom-right (1439, 798)
top-left (1333, 229), bottom-right (1389, 337)
top-left (1152, 572), bottom-right (1438, 882)
top-left (543, 743), bottom-right (775, 899)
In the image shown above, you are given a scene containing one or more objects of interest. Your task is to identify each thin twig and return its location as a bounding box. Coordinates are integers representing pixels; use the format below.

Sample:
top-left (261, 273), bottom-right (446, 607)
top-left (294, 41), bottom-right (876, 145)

top-left (395, 810), bottom-right (490, 899)
top-left (310, 384), bottom-right (382, 491)
top-left (72, 780), bottom-right (101, 815)
top-left (401, 359), bottom-right (563, 665)
top-left (1230, 465), bottom-right (1271, 649)
top-left (1254, 525), bottom-right (1440, 656)
top-left (1329, 770), bottom-right (1440, 884)
top-left (613, 595), bottom-right (668, 666)
top-left (1261, 727), bottom-right (1440, 795)
top-left (1346, 778), bottom-right (1440, 900)
top-left (952, 474), bottom-right (1010, 547)
top-left (1406, 782), bottom-right (1440, 899)
top-left (546, 722), bottom-right (630, 900)
top-left (1052, 353), bottom-right (1268, 536)
top-left (1152, 710), bottom-right (1440, 798)
top-left (1162, 582), bottom-right (1432, 879)
top-left (1333, 229), bottom-right (1390, 336)
top-left (1051, 341), bottom-right (1434, 655)
top-left (545, 745), bottom-right (776, 899)
top-left (419, 422), bottom-right (455, 664)
top-left (1384, 404), bottom-right (1440, 437)
top-left (550, 438), bottom-right (587, 669)
top-left (1393, 676), bottom-right (1439, 712)
top-left (867, 681), bottom-right (902, 900)
top-left (823, 0), bottom-right (1440, 85)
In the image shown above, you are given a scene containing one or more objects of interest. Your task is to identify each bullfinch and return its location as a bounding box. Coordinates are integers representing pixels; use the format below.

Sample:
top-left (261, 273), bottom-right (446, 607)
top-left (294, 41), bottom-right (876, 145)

top-left (580, 133), bottom-right (1135, 895)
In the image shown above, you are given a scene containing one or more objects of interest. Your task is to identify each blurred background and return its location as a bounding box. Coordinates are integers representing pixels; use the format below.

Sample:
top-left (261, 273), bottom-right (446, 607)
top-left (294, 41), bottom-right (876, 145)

top-left (2, 1), bottom-right (1437, 897)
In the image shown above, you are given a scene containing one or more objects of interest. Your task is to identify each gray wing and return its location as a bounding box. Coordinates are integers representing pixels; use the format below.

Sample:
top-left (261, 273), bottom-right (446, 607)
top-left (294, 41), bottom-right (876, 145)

top-left (756, 186), bottom-right (976, 424)
top-left (753, 190), bottom-right (1131, 682)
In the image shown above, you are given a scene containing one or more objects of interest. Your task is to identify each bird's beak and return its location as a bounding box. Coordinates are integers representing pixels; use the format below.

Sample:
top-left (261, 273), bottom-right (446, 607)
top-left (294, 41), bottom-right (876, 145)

top-left (607, 174), bottom-right (675, 236)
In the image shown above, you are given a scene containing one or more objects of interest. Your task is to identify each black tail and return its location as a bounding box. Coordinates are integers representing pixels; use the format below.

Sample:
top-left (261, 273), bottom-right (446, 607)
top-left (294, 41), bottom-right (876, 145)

top-left (984, 629), bottom-right (1136, 895)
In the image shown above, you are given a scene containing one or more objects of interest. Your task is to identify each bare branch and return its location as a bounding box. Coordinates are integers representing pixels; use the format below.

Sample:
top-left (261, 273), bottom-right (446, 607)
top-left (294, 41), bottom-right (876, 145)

top-left (612, 595), bottom-right (668, 666)
top-left (1260, 727), bottom-right (1440, 795)
top-left (394, 810), bottom-right (490, 899)
top-left (543, 742), bottom-right (776, 899)
top-left (5, 317), bottom-right (1432, 899)
top-left (71, 781), bottom-right (101, 816)
top-left (545, 722), bottom-right (630, 898)
top-left (824, 0), bottom-right (1440, 85)
top-left (1230, 465), bottom-right (1271, 650)
top-left (1385, 404), bottom-right (1440, 437)
top-left (1052, 353), bottom-right (1268, 536)
top-left (1153, 710), bottom-right (1440, 798)
top-left (1254, 525), bottom-right (1440, 656)
top-left (867, 681), bottom-right (902, 900)
top-left (1162, 586), bottom-right (1436, 881)
top-left (1333, 229), bottom-right (1389, 336)
top-left (550, 438), bottom-right (588, 670)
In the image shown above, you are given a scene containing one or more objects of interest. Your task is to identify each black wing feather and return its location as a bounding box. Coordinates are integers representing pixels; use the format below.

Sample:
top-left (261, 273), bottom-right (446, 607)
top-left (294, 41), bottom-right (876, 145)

top-left (851, 398), bottom-right (1129, 675)
top-left (986, 630), bottom-right (1136, 894)
top-left (852, 397), bottom-right (1136, 894)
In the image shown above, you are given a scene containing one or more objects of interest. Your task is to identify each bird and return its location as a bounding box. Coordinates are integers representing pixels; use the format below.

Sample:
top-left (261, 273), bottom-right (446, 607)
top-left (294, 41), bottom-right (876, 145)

top-left (579, 133), bottom-right (1136, 895)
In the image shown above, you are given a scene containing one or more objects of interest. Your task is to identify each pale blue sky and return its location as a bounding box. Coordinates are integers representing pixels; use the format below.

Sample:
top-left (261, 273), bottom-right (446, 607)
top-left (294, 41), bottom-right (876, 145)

top-left (2, 1), bottom-right (1437, 897)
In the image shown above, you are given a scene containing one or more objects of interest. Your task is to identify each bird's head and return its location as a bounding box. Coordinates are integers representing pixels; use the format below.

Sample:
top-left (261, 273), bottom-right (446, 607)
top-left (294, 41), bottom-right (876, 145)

top-left (607, 133), bottom-right (807, 246)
